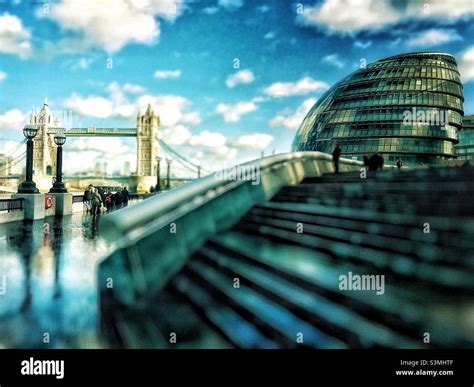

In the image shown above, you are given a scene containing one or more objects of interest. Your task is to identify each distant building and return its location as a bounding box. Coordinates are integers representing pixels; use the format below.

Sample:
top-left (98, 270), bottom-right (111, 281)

top-left (123, 161), bottom-right (131, 176)
top-left (455, 115), bottom-right (474, 160)
top-left (292, 52), bottom-right (464, 166)
top-left (0, 154), bottom-right (13, 175)
top-left (93, 161), bottom-right (103, 175)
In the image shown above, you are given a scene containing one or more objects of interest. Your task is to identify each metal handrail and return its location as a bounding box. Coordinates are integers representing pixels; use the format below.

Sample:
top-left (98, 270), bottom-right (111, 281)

top-left (100, 151), bottom-right (363, 242)
top-left (72, 194), bottom-right (85, 203)
top-left (98, 151), bottom-right (369, 307)
top-left (0, 198), bottom-right (24, 212)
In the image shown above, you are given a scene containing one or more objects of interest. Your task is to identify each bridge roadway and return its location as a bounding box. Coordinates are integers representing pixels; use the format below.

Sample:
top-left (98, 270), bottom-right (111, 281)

top-left (47, 127), bottom-right (137, 137)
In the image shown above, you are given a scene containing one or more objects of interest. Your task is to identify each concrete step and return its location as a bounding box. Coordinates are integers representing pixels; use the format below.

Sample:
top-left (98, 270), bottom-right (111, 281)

top-left (272, 191), bottom-right (474, 217)
top-left (170, 274), bottom-right (277, 348)
top-left (234, 216), bottom-right (474, 293)
top-left (183, 259), bottom-right (346, 348)
top-left (197, 243), bottom-right (423, 348)
top-left (304, 166), bottom-right (474, 184)
top-left (246, 206), bottom-right (474, 270)
top-left (205, 232), bottom-right (472, 347)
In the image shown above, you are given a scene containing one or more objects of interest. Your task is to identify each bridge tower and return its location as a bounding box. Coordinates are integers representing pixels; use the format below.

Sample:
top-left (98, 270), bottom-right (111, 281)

top-left (136, 104), bottom-right (160, 176)
top-left (30, 99), bottom-right (60, 176)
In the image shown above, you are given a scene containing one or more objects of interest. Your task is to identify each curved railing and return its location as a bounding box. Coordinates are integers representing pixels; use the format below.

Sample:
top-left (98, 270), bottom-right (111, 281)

top-left (98, 151), bottom-right (364, 307)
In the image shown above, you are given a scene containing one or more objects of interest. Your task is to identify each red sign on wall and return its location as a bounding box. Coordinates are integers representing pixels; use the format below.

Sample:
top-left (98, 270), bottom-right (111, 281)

top-left (45, 195), bottom-right (53, 209)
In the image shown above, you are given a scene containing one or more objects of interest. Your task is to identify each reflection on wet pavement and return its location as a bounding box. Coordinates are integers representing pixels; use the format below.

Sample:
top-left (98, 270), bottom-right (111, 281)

top-left (0, 212), bottom-right (111, 348)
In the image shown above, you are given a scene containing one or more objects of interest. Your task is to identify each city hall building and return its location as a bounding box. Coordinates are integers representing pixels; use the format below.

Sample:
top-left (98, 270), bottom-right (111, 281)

top-left (455, 114), bottom-right (474, 161)
top-left (292, 52), bottom-right (464, 166)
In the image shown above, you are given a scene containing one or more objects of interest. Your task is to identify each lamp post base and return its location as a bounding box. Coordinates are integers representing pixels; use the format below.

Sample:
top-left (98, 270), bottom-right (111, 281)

top-left (12, 193), bottom-right (45, 220)
top-left (49, 192), bottom-right (73, 215)
top-left (49, 181), bottom-right (68, 193)
top-left (17, 180), bottom-right (39, 194)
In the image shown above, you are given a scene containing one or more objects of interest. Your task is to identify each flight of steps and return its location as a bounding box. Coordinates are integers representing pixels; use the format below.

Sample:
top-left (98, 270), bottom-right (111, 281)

top-left (102, 166), bottom-right (474, 349)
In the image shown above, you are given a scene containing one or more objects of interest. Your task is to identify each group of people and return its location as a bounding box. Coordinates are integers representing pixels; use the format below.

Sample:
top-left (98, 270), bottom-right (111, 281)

top-left (83, 185), bottom-right (130, 215)
top-left (332, 144), bottom-right (403, 173)
top-left (363, 154), bottom-right (385, 171)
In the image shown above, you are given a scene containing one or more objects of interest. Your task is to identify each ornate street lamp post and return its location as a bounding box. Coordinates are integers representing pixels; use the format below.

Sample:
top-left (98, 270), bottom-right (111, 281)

top-left (49, 132), bottom-right (68, 193)
top-left (166, 158), bottom-right (172, 189)
top-left (155, 156), bottom-right (162, 192)
top-left (17, 125), bottom-right (39, 194)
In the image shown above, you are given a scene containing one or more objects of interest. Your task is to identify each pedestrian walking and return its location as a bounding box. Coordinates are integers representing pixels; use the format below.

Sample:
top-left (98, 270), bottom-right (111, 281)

top-left (122, 186), bottom-right (130, 207)
top-left (91, 187), bottom-right (103, 215)
top-left (83, 185), bottom-right (92, 212)
top-left (332, 144), bottom-right (342, 174)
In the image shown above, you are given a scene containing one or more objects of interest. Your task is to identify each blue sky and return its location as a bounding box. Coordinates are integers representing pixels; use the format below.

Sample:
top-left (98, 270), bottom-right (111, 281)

top-left (0, 0), bottom-right (473, 175)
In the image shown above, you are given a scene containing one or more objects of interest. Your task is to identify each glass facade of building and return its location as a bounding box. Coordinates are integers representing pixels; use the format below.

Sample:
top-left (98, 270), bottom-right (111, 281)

top-left (455, 115), bottom-right (474, 160)
top-left (292, 52), bottom-right (464, 165)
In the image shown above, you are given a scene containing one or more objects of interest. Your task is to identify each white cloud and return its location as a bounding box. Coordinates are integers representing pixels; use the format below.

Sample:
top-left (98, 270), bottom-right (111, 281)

top-left (67, 137), bottom-right (129, 155)
top-left (203, 6), bottom-right (219, 14)
top-left (264, 31), bottom-right (276, 39)
top-left (251, 96), bottom-right (267, 103)
top-left (269, 98), bottom-right (316, 130)
top-left (207, 145), bottom-right (238, 160)
top-left (322, 54), bottom-right (344, 68)
top-left (129, 0), bottom-right (186, 21)
top-left (419, 0), bottom-right (474, 20)
top-left (458, 46), bottom-right (474, 83)
top-left (298, 0), bottom-right (400, 34)
top-left (181, 112), bottom-right (202, 126)
top-left (218, 0), bottom-right (244, 10)
top-left (63, 83), bottom-right (201, 129)
top-left (72, 57), bottom-right (93, 70)
top-left (114, 104), bottom-right (136, 118)
top-left (226, 69), bottom-right (255, 88)
top-left (63, 94), bottom-right (114, 119)
top-left (191, 145), bottom-right (238, 162)
top-left (137, 95), bottom-right (199, 127)
top-left (264, 77), bottom-right (328, 98)
top-left (122, 83), bottom-right (146, 94)
top-left (63, 84), bottom-right (127, 119)
top-left (354, 40), bottom-right (372, 49)
top-left (0, 12), bottom-right (32, 59)
top-left (235, 133), bottom-right (274, 150)
top-left (154, 69), bottom-right (182, 79)
top-left (176, 130), bottom-right (240, 166)
top-left (189, 130), bottom-right (227, 148)
top-left (297, 0), bottom-right (474, 35)
top-left (64, 137), bottom-right (135, 175)
top-left (216, 101), bottom-right (257, 122)
top-left (0, 140), bottom-right (25, 157)
top-left (406, 28), bottom-right (462, 47)
top-left (41, 0), bottom-right (185, 53)
top-left (161, 125), bottom-right (192, 145)
top-left (0, 109), bottom-right (26, 131)
top-left (0, 71), bottom-right (6, 81)
top-left (0, 140), bottom-right (26, 173)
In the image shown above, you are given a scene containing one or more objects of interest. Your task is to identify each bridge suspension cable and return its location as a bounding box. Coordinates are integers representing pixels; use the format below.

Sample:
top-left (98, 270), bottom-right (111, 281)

top-left (158, 141), bottom-right (198, 174)
top-left (0, 151), bottom-right (26, 174)
top-left (1, 138), bottom-right (27, 157)
top-left (158, 137), bottom-right (210, 174)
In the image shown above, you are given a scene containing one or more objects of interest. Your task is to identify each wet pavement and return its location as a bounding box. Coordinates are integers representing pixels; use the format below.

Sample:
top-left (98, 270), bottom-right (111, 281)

top-left (0, 212), bottom-right (112, 348)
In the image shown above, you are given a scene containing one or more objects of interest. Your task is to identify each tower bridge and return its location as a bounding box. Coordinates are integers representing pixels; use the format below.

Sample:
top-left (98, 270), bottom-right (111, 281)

top-left (2, 100), bottom-right (207, 193)
top-left (28, 100), bottom-right (166, 192)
